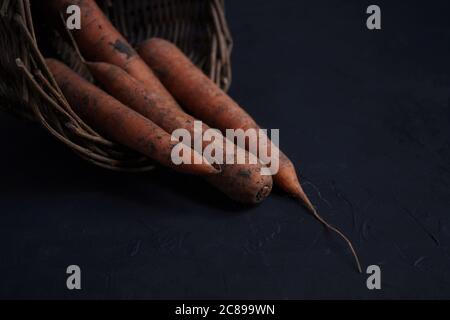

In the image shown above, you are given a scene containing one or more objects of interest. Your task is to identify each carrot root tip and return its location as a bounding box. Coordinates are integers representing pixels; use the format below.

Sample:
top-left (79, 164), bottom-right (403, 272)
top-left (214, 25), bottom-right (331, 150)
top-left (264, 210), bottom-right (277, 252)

top-left (295, 194), bottom-right (363, 273)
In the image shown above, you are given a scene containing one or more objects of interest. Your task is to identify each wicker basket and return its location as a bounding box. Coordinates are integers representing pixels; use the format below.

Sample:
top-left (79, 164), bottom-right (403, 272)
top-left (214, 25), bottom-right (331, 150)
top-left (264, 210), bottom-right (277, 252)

top-left (0, 0), bottom-right (233, 172)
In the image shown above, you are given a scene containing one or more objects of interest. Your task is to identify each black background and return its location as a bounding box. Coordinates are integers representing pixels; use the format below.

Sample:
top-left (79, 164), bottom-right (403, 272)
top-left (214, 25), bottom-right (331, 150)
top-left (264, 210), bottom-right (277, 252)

top-left (1, 0), bottom-right (450, 299)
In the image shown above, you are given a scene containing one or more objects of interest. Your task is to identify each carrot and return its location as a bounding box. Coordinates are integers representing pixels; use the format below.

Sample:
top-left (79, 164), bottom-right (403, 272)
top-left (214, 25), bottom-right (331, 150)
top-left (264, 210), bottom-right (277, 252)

top-left (137, 39), bottom-right (305, 197)
top-left (86, 61), bottom-right (273, 204)
top-left (138, 38), bottom-right (362, 272)
top-left (48, 0), bottom-right (181, 110)
top-left (45, 59), bottom-right (219, 176)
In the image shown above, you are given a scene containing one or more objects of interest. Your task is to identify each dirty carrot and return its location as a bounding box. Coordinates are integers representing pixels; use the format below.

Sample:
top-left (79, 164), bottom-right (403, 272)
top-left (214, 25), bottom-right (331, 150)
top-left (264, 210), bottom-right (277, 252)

top-left (138, 38), bottom-right (362, 272)
top-left (48, 0), bottom-right (181, 110)
top-left (45, 59), bottom-right (219, 176)
top-left (87, 61), bottom-right (273, 204)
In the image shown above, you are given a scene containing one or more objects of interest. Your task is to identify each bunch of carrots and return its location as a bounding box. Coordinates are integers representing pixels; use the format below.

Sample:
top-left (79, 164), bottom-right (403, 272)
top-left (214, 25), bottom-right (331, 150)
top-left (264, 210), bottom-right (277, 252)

top-left (39, 0), bottom-right (361, 272)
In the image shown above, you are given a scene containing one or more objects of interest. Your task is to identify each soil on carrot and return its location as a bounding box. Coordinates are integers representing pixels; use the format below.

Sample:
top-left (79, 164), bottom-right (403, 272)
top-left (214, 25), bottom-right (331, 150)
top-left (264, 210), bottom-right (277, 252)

top-left (238, 169), bottom-right (252, 178)
top-left (109, 39), bottom-right (136, 59)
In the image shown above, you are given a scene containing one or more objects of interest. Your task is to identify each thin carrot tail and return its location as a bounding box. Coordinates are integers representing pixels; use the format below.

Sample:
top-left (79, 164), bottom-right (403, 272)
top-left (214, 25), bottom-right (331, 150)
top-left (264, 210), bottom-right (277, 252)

top-left (297, 185), bottom-right (363, 273)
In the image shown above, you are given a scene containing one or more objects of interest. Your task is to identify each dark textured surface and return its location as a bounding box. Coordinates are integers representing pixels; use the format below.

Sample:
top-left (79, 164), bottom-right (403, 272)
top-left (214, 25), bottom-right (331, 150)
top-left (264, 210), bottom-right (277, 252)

top-left (1, 0), bottom-right (450, 299)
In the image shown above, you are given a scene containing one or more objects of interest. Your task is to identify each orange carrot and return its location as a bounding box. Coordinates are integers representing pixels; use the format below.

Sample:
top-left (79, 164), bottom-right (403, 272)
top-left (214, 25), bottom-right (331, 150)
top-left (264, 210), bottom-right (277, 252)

top-left (137, 39), bottom-right (308, 200)
top-left (138, 38), bottom-right (362, 272)
top-left (48, 0), bottom-right (181, 110)
top-left (45, 58), bottom-right (219, 176)
top-left (87, 61), bottom-right (273, 204)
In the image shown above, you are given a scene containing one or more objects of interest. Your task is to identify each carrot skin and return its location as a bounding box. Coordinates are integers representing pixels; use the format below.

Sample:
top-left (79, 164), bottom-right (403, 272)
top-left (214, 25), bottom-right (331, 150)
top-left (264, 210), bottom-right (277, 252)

top-left (137, 38), bottom-right (306, 200)
top-left (48, 0), bottom-right (181, 110)
top-left (87, 61), bottom-right (273, 204)
top-left (45, 59), bottom-right (218, 176)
